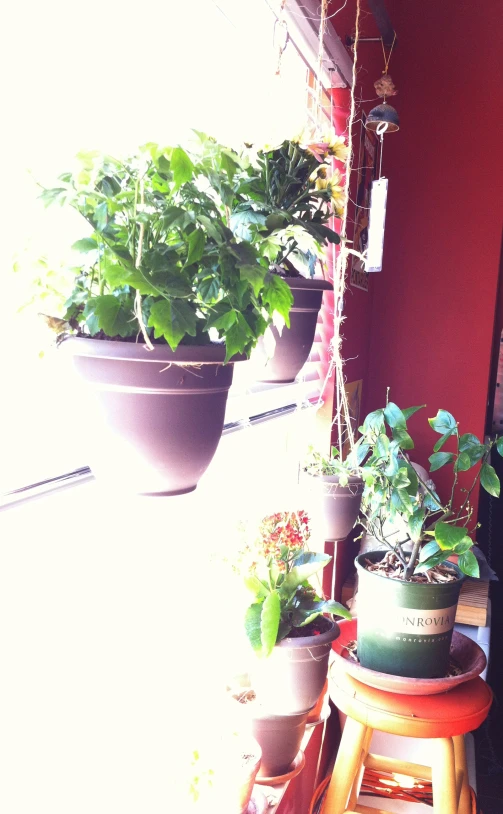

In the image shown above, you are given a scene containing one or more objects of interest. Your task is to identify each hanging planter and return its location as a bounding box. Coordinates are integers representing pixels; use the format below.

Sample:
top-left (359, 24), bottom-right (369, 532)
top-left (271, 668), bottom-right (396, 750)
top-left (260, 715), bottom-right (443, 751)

top-left (61, 338), bottom-right (243, 496)
top-left (251, 278), bottom-right (332, 384)
top-left (303, 472), bottom-right (364, 541)
top-left (355, 551), bottom-right (464, 679)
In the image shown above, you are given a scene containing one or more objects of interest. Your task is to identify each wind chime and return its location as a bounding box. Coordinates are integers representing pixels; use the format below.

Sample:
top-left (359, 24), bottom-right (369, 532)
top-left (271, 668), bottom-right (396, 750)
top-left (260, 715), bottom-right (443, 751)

top-left (364, 33), bottom-right (399, 272)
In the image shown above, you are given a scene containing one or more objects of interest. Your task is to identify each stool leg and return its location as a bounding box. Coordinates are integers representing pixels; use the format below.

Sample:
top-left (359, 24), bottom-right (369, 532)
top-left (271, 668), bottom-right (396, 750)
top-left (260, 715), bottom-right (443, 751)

top-left (347, 726), bottom-right (374, 810)
top-left (431, 737), bottom-right (457, 814)
top-left (453, 735), bottom-right (472, 814)
top-left (323, 717), bottom-right (369, 814)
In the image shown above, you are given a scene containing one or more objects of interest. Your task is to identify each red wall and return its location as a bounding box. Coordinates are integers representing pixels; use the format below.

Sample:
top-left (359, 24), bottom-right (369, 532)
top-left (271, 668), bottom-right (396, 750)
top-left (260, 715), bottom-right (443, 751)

top-left (363, 0), bottom-right (503, 510)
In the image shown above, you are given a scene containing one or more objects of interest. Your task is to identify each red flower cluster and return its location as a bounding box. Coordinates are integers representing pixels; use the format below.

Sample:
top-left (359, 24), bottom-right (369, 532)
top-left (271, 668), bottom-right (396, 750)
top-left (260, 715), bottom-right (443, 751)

top-left (255, 510), bottom-right (311, 566)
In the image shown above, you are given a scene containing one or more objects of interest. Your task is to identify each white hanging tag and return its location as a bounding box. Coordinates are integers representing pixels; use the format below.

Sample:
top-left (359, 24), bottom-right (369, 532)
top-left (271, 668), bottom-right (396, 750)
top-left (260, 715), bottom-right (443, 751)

top-left (365, 177), bottom-right (388, 272)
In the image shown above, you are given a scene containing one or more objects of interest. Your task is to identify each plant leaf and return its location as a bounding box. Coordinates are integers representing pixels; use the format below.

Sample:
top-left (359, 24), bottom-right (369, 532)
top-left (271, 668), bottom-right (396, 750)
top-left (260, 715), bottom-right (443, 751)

top-left (363, 409), bottom-right (384, 434)
top-left (429, 451), bottom-right (454, 472)
top-left (244, 603), bottom-right (264, 653)
top-left (480, 463), bottom-right (500, 497)
top-left (186, 229), bottom-right (206, 266)
top-left (458, 433), bottom-right (487, 466)
top-left (408, 507), bottom-right (425, 543)
top-left (244, 575), bottom-right (270, 599)
top-left (148, 299), bottom-right (197, 349)
top-left (171, 146), bottom-right (194, 188)
top-left (496, 436), bottom-right (503, 456)
top-left (72, 237), bottom-right (99, 253)
top-left (433, 429), bottom-right (456, 453)
top-left (402, 405), bottom-right (426, 420)
top-left (261, 273), bottom-right (294, 327)
top-left (239, 264), bottom-right (266, 297)
top-left (434, 522), bottom-right (470, 551)
top-left (458, 550), bottom-right (480, 578)
top-left (428, 409), bottom-right (457, 435)
top-left (419, 540), bottom-right (440, 562)
top-left (454, 452), bottom-right (471, 472)
top-left (383, 402), bottom-right (406, 429)
top-left (320, 600), bottom-right (352, 620)
top-left (83, 295), bottom-right (134, 337)
top-left (414, 550), bottom-right (451, 574)
top-left (392, 426), bottom-right (414, 450)
top-left (260, 591), bottom-right (281, 656)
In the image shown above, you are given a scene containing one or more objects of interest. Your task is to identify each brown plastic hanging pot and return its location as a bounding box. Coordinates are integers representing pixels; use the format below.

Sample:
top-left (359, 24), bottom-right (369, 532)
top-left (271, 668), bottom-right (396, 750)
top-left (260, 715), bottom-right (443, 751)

top-left (251, 277), bottom-right (332, 383)
top-left (59, 337), bottom-right (243, 496)
top-left (303, 472), bottom-right (364, 541)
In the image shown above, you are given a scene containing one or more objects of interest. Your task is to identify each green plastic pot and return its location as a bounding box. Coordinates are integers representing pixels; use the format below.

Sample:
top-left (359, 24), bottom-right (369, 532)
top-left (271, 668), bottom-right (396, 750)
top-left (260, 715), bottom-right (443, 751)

top-left (355, 551), bottom-right (464, 679)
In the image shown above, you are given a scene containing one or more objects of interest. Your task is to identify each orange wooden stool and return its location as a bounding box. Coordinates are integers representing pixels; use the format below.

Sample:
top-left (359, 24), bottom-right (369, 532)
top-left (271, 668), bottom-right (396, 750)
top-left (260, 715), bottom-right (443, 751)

top-left (324, 669), bottom-right (492, 814)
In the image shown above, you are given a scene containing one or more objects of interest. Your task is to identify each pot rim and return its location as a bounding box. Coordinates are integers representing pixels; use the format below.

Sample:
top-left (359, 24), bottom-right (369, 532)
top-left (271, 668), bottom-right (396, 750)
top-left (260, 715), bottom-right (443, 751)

top-left (276, 618), bottom-right (340, 649)
top-left (283, 276), bottom-right (332, 292)
top-left (355, 550), bottom-right (465, 585)
top-left (58, 335), bottom-right (247, 364)
top-left (304, 471), bottom-right (364, 487)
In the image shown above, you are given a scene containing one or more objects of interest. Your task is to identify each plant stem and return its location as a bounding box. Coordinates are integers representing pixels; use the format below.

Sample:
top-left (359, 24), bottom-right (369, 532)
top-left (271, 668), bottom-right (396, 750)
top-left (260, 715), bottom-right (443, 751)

top-left (404, 538), bottom-right (422, 580)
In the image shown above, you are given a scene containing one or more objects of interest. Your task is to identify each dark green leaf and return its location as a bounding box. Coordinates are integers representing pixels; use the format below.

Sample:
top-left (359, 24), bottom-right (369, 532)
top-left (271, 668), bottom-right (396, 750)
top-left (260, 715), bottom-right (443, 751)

top-left (171, 146), bottom-right (194, 188)
top-left (408, 507), bottom-right (425, 543)
top-left (458, 550), bottom-right (480, 578)
top-left (363, 409), bottom-right (385, 434)
top-left (261, 274), bottom-right (294, 327)
top-left (239, 264), bottom-right (266, 297)
top-left (419, 540), bottom-right (440, 561)
top-left (384, 402), bottom-right (406, 429)
top-left (186, 229), bottom-right (206, 266)
top-left (428, 409), bottom-right (457, 435)
top-left (148, 299), bottom-right (197, 349)
top-left (404, 463), bottom-right (419, 496)
top-left (320, 600), bottom-right (352, 620)
top-left (433, 429), bottom-right (456, 453)
top-left (434, 522), bottom-right (470, 551)
top-left (459, 433), bottom-right (487, 466)
top-left (402, 405), bottom-right (426, 420)
top-left (454, 452), bottom-right (471, 472)
top-left (453, 538), bottom-right (473, 555)
top-left (429, 452), bottom-right (454, 472)
top-left (414, 550), bottom-right (450, 574)
top-left (390, 487), bottom-right (413, 513)
top-left (280, 553), bottom-right (330, 597)
top-left (375, 433), bottom-right (390, 458)
top-left (83, 295), bottom-right (134, 337)
top-left (496, 436), bottom-right (503, 456)
top-left (392, 426), bottom-right (414, 450)
top-left (224, 312), bottom-right (254, 361)
top-left (480, 463), bottom-right (500, 497)
top-left (423, 488), bottom-right (443, 511)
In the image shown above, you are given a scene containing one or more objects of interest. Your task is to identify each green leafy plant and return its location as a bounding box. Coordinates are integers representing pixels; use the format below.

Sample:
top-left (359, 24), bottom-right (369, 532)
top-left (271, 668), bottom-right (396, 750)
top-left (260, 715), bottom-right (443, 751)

top-left (303, 441), bottom-right (369, 487)
top-left (240, 510), bottom-right (351, 657)
top-left (37, 140), bottom-right (294, 361)
top-left (358, 402), bottom-right (503, 580)
top-left (231, 128), bottom-right (348, 276)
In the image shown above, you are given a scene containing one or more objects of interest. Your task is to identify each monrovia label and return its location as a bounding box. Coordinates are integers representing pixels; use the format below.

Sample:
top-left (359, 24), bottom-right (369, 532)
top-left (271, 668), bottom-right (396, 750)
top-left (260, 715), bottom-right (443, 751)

top-left (367, 604), bottom-right (458, 635)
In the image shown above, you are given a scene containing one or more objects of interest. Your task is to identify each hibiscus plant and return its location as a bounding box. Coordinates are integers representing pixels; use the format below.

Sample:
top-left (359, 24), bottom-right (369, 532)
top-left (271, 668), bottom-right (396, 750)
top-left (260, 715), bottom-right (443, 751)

top-left (38, 139), bottom-right (294, 360)
top-left (241, 511), bottom-right (351, 657)
top-left (358, 402), bottom-right (503, 580)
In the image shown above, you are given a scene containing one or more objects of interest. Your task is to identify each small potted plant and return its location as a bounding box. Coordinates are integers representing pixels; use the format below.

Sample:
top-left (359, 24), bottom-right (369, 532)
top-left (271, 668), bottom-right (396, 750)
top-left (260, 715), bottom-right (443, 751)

top-left (232, 129), bottom-right (348, 382)
top-left (355, 401), bottom-right (503, 679)
top-left (302, 442), bottom-right (367, 541)
top-left (35, 140), bottom-right (293, 495)
top-left (239, 510), bottom-right (351, 713)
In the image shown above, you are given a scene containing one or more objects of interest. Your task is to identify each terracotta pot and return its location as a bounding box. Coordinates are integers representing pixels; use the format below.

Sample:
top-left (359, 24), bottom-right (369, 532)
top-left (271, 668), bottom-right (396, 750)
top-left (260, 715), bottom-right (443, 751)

top-left (252, 278), bottom-right (332, 383)
top-left (304, 472), bottom-right (364, 541)
top-left (60, 337), bottom-right (241, 496)
top-left (251, 710), bottom-right (308, 778)
top-left (355, 551), bottom-right (464, 678)
top-left (250, 618), bottom-right (339, 714)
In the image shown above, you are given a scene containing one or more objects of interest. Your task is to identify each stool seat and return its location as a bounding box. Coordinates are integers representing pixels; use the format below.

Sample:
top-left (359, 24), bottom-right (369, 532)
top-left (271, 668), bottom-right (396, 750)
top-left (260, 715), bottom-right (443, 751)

top-left (330, 669), bottom-right (492, 739)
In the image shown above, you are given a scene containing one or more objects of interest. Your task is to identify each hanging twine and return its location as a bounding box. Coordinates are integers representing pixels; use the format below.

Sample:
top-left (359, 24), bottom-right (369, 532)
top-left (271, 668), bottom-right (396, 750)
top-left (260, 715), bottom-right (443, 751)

top-left (314, 0), bottom-right (329, 129)
top-left (274, 0), bottom-right (288, 76)
top-left (134, 173), bottom-right (154, 350)
top-left (375, 32), bottom-right (397, 98)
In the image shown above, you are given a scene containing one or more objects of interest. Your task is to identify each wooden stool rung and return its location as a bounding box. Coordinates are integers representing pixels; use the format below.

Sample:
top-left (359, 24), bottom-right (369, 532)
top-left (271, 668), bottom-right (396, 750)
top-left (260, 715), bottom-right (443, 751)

top-left (365, 752), bottom-right (432, 781)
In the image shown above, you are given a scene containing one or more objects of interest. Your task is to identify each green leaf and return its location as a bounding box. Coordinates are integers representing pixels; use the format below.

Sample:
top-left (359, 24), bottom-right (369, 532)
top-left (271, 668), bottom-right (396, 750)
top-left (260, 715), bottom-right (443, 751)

top-left (480, 463), bottom-right (500, 497)
top-left (423, 488), bottom-right (443, 511)
top-left (419, 540), bottom-right (440, 562)
top-left (230, 208), bottom-right (267, 241)
top-left (414, 550), bottom-right (450, 574)
top-left (239, 264), bottom-right (266, 297)
top-left (186, 229), bottom-right (206, 266)
top-left (453, 538), bottom-right (473, 555)
top-left (458, 550), bottom-right (480, 578)
top-left (408, 507), bottom-right (425, 543)
top-left (280, 553), bottom-right (331, 597)
top-left (261, 274), bottom-right (294, 327)
top-left (211, 309), bottom-right (237, 332)
top-left (392, 426), bottom-right (414, 450)
top-left (402, 405), bottom-right (426, 420)
top-left (260, 591), bottom-right (281, 657)
top-left (171, 146), bottom-right (194, 188)
top-left (83, 295), bottom-right (134, 337)
top-left (383, 402), bottom-right (406, 429)
top-left (375, 433), bottom-right (390, 459)
top-left (404, 463), bottom-right (419, 496)
top-left (363, 409), bottom-right (384, 434)
top-left (429, 451), bottom-right (454, 472)
top-left (393, 467), bottom-right (411, 489)
top-left (496, 436), bottom-right (503, 456)
top-left (320, 600), bottom-right (352, 620)
top-left (454, 452), bottom-right (471, 472)
top-left (148, 299), bottom-right (197, 349)
top-left (434, 522), bottom-right (470, 551)
top-left (95, 201), bottom-right (108, 231)
top-left (433, 429), bottom-right (456, 453)
top-left (459, 433), bottom-right (487, 466)
top-left (244, 603), bottom-right (264, 653)
top-left (224, 312), bottom-right (254, 361)
top-left (391, 487), bottom-right (413, 514)
top-left (72, 237), bottom-right (98, 253)
top-left (428, 409), bottom-right (457, 435)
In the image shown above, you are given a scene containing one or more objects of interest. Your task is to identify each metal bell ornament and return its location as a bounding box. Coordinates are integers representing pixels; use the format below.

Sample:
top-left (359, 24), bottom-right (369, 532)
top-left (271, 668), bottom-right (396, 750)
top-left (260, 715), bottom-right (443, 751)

top-left (365, 102), bottom-right (400, 133)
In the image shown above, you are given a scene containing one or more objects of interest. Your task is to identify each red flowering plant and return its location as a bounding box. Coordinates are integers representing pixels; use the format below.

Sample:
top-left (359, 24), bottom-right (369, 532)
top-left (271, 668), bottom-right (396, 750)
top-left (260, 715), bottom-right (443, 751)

top-left (240, 510), bottom-right (351, 658)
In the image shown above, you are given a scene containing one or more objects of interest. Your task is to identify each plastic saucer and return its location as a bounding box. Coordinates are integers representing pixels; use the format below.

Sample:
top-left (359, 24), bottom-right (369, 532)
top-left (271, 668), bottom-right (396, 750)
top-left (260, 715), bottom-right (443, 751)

top-left (255, 750), bottom-right (305, 786)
